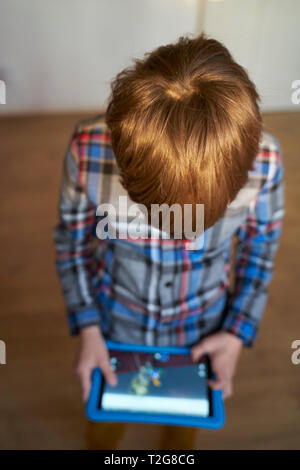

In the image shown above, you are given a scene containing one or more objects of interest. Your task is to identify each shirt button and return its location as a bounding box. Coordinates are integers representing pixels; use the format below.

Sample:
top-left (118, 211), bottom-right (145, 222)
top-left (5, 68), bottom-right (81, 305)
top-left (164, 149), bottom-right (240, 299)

top-left (165, 281), bottom-right (173, 287)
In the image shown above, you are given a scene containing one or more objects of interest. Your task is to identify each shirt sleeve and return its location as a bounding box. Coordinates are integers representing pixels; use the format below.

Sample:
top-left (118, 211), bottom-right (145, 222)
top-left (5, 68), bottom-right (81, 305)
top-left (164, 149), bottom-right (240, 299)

top-left (221, 140), bottom-right (285, 347)
top-left (53, 127), bottom-right (102, 335)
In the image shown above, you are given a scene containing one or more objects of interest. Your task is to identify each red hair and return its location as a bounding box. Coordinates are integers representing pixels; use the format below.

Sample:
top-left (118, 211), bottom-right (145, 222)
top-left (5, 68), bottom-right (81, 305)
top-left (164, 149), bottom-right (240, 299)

top-left (105, 33), bottom-right (262, 231)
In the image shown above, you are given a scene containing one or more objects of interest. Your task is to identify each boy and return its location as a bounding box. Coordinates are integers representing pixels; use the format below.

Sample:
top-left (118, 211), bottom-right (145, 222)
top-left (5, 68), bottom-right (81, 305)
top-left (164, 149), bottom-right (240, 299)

top-left (54, 33), bottom-right (284, 409)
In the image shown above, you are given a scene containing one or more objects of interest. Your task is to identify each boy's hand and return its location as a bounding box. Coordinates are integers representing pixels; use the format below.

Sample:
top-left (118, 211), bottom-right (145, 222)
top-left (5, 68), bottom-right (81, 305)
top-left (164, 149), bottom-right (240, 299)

top-left (190, 332), bottom-right (243, 399)
top-left (74, 325), bottom-right (118, 402)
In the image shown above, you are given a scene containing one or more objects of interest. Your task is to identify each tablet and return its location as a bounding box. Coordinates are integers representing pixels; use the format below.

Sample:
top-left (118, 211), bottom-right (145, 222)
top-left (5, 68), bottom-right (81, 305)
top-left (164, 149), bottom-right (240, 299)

top-left (86, 340), bottom-right (225, 429)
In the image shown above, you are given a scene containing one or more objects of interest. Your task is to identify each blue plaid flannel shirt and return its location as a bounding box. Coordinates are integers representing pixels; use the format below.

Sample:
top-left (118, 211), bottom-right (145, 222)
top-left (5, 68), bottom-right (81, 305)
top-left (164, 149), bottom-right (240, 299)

top-left (53, 115), bottom-right (284, 348)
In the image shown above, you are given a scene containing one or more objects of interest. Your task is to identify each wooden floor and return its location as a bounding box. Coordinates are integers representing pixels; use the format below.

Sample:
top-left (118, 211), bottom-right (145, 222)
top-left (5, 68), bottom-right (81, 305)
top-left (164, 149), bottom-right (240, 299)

top-left (0, 111), bottom-right (299, 449)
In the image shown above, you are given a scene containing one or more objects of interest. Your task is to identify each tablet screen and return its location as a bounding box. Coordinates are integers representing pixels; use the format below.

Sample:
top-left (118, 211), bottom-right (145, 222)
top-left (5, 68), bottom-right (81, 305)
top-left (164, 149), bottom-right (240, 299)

top-left (99, 349), bottom-right (212, 417)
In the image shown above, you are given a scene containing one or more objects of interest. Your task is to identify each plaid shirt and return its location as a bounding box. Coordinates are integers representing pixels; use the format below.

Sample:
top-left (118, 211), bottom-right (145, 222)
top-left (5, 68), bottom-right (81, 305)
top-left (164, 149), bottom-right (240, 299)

top-left (53, 115), bottom-right (284, 348)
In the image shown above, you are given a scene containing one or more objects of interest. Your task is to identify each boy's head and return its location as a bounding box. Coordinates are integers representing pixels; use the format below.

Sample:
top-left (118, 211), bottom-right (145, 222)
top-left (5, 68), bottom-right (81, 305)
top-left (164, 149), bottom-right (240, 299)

top-left (105, 33), bottom-right (262, 232)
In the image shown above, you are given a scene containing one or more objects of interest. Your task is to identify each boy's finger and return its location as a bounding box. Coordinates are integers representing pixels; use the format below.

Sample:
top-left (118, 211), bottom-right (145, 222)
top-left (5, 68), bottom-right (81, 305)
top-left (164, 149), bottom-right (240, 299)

top-left (79, 368), bottom-right (92, 402)
top-left (191, 340), bottom-right (210, 362)
top-left (99, 359), bottom-right (118, 387)
top-left (222, 381), bottom-right (233, 399)
top-left (207, 378), bottom-right (224, 390)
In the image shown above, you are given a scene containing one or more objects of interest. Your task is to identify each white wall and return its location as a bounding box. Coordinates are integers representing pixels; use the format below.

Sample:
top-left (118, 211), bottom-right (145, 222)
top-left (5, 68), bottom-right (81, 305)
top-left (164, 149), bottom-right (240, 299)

top-left (203, 0), bottom-right (300, 112)
top-left (0, 0), bottom-right (201, 114)
top-left (0, 0), bottom-right (299, 114)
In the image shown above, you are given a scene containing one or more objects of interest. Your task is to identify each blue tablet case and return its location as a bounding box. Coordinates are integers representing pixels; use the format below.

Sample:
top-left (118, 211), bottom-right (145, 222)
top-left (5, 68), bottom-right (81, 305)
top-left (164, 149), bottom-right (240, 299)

top-left (86, 340), bottom-right (225, 429)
